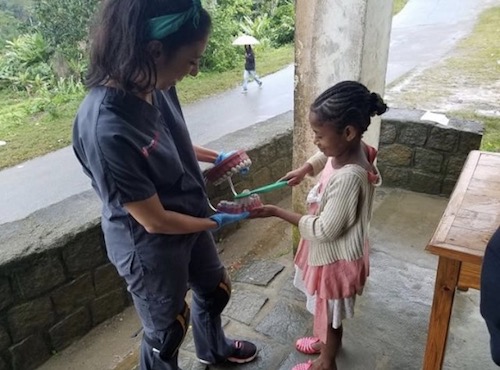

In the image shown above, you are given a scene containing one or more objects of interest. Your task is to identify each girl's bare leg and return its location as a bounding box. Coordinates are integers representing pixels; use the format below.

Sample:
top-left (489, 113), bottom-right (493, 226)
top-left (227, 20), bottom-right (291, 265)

top-left (311, 325), bottom-right (343, 370)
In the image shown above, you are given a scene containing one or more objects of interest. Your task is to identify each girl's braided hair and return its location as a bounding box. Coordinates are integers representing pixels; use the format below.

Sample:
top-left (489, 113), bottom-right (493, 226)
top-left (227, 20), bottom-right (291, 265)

top-left (311, 81), bottom-right (388, 133)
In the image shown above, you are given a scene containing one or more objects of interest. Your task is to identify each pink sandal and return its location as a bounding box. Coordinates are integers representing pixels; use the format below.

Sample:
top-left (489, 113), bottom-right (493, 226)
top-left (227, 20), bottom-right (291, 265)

top-left (295, 337), bottom-right (321, 355)
top-left (291, 360), bottom-right (313, 370)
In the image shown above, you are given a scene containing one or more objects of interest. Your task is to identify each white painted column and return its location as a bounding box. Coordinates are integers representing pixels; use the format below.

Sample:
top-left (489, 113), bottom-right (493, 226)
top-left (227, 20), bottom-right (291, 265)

top-left (293, 0), bottom-right (393, 215)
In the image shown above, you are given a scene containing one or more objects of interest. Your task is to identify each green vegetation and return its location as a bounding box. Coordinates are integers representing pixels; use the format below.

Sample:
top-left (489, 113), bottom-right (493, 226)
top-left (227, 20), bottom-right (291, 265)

top-left (393, 0), bottom-right (408, 15)
top-left (0, 45), bottom-right (293, 170)
top-left (0, 10), bottom-right (21, 47)
top-left (0, 90), bottom-right (83, 168)
top-left (0, 0), bottom-right (295, 169)
top-left (387, 7), bottom-right (500, 152)
top-left (448, 7), bottom-right (500, 84)
top-left (458, 113), bottom-right (500, 153)
top-left (480, 116), bottom-right (500, 152)
top-left (453, 8), bottom-right (500, 151)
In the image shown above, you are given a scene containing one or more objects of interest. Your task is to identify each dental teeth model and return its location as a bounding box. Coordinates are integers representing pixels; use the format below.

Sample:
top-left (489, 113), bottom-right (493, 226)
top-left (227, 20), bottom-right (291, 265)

top-left (205, 150), bottom-right (252, 186)
top-left (216, 193), bottom-right (263, 214)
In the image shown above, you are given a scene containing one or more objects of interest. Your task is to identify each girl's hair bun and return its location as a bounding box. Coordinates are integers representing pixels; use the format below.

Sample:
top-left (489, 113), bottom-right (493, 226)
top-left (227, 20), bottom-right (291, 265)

top-left (369, 92), bottom-right (388, 117)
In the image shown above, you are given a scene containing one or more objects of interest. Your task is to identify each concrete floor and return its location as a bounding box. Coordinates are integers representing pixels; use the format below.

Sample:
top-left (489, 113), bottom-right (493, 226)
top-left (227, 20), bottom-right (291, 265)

top-left (38, 188), bottom-right (496, 370)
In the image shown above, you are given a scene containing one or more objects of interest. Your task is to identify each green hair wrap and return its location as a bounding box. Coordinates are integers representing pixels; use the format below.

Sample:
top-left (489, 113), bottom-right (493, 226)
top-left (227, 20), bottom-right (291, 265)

top-left (147, 0), bottom-right (201, 40)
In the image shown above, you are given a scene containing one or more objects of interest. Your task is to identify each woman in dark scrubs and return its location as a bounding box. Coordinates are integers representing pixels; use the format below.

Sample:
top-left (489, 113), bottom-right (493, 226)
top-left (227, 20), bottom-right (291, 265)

top-left (72, 1), bottom-right (257, 369)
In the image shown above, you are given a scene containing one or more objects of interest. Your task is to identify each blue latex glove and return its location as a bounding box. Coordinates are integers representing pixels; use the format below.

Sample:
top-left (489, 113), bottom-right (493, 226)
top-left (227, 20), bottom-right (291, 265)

top-left (214, 151), bottom-right (236, 166)
top-left (214, 150), bottom-right (250, 175)
top-left (209, 212), bottom-right (250, 231)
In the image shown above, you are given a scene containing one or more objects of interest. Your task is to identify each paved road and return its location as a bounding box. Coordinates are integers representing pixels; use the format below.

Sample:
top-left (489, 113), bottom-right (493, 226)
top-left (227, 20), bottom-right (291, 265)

top-left (0, 0), bottom-right (497, 224)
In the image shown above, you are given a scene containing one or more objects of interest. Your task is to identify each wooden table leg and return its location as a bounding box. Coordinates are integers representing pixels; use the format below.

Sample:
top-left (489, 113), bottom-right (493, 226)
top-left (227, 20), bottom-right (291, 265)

top-left (423, 257), bottom-right (461, 370)
top-left (456, 262), bottom-right (469, 292)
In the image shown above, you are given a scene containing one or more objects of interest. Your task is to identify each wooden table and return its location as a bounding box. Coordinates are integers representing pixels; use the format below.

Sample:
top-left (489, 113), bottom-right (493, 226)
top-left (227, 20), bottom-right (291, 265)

top-left (423, 150), bottom-right (500, 370)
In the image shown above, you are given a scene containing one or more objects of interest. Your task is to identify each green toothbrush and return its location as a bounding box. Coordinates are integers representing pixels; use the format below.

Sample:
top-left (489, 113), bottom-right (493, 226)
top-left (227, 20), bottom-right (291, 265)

top-left (234, 180), bottom-right (289, 199)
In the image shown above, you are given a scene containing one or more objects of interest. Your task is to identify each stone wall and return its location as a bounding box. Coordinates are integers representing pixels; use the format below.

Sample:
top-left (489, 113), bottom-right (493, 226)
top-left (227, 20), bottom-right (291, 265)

top-left (0, 112), bottom-right (293, 370)
top-left (0, 108), bottom-right (483, 369)
top-left (378, 108), bottom-right (483, 196)
top-left (0, 207), bottom-right (129, 370)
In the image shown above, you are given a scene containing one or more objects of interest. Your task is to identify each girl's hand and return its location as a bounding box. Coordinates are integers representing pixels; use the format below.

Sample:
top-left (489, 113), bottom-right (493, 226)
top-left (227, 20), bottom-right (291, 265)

top-left (249, 205), bottom-right (278, 218)
top-left (280, 163), bottom-right (312, 186)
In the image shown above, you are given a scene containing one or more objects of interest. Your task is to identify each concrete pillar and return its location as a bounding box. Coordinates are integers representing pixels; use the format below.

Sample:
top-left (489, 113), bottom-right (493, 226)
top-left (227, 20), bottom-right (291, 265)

top-left (293, 0), bottom-right (393, 215)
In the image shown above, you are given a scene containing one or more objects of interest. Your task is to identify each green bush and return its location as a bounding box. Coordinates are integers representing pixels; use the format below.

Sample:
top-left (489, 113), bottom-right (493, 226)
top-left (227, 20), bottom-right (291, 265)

top-left (202, 6), bottom-right (241, 72)
top-left (22, 77), bottom-right (84, 116)
top-left (0, 10), bottom-right (21, 47)
top-left (239, 14), bottom-right (272, 44)
top-left (0, 32), bottom-right (54, 91)
top-left (216, 0), bottom-right (254, 20)
top-left (269, 2), bottom-right (295, 46)
top-left (33, 0), bottom-right (99, 59)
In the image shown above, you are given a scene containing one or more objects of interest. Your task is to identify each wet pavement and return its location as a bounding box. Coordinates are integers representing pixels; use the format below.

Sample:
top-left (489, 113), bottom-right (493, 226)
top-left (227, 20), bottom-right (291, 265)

top-left (38, 189), bottom-right (498, 370)
top-left (1, 0), bottom-right (498, 224)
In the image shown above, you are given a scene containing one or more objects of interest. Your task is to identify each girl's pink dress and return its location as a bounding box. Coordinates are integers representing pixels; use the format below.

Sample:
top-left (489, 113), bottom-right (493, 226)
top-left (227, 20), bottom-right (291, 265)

top-left (293, 145), bottom-right (380, 343)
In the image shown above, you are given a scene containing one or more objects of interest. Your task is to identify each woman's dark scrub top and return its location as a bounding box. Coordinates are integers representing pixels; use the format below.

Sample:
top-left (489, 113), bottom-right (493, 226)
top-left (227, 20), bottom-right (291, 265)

top-left (72, 87), bottom-right (209, 327)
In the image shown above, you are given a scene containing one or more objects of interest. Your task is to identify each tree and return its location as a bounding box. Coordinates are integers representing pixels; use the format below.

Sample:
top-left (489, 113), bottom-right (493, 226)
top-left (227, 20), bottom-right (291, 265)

top-left (33, 0), bottom-right (99, 58)
top-left (0, 10), bottom-right (22, 47)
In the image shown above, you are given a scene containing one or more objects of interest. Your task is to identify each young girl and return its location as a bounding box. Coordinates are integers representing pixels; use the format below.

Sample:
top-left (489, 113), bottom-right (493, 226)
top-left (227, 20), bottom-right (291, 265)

top-left (250, 81), bottom-right (387, 370)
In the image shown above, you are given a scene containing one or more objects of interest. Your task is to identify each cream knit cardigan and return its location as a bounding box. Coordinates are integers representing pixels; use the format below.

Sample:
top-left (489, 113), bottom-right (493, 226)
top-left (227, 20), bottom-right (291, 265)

top-left (298, 152), bottom-right (381, 266)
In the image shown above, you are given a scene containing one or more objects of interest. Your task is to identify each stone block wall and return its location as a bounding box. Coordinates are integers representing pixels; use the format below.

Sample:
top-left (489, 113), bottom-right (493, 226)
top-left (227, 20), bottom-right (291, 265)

top-left (378, 108), bottom-right (483, 196)
top-left (0, 223), bottom-right (129, 370)
top-left (0, 112), bottom-right (293, 370)
top-left (0, 108), bottom-right (483, 369)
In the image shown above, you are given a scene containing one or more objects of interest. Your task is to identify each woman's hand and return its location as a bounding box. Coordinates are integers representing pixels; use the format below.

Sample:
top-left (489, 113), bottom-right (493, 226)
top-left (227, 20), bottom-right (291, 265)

top-left (280, 163), bottom-right (313, 186)
top-left (249, 205), bottom-right (278, 218)
top-left (209, 211), bottom-right (249, 230)
top-left (214, 151), bottom-right (236, 165)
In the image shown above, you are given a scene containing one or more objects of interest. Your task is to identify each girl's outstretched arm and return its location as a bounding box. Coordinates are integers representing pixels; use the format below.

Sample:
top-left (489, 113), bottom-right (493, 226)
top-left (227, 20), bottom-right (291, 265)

top-left (280, 151), bottom-right (327, 186)
top-left (250, 205), bottom-right (302, 226)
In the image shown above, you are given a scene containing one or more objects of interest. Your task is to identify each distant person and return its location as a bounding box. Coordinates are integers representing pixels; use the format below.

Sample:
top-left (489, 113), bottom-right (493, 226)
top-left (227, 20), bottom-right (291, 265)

top-left (250, 81), bottom-right (387, 370)
top-left (242, 44), bottom-right (262, 93)
top-left (481, 227), bottom-right (500, 366)
top-left (72, 0), bottom-right (257, 369)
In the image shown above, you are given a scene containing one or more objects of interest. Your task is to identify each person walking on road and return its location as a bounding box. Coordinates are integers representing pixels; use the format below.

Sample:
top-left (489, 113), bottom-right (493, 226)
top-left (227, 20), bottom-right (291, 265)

top-left (242, 44), bottom-right (262, 93)
top-left (72, 0), bottom-right (256, 369)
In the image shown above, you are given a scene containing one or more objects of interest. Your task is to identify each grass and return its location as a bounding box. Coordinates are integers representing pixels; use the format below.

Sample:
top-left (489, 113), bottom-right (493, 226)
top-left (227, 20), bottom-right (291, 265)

top-left (456, 112), bottom-right (500, 153)
top-left (0, 45), bottom-right (293, 169)
top-left (393, 0), bottom-right (408, 15)
top-left (0, 90), bottom-right (84, 169)
top-left (386, 6), bottom-right (500, 152)
top-left (0, 0), bottom-right (407, 170)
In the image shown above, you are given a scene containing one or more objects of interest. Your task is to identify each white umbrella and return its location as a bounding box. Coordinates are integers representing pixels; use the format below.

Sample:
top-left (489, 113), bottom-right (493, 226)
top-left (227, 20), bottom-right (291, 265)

top-left (232, 35), bottom-right (260, 46)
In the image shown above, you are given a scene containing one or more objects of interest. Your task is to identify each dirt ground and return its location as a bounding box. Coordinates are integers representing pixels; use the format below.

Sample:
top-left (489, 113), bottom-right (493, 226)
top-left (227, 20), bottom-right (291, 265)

top-left (385, 6), bottom-right (500, 143)
top-left (385, 66), bottom-right (500, 116)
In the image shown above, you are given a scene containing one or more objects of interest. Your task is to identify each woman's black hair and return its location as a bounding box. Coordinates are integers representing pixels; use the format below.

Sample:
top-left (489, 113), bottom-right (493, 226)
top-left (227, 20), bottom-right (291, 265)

top-left (86, 0), bottom-right (212, 92)
top-left (311, 81), bottom-right (388, 134)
